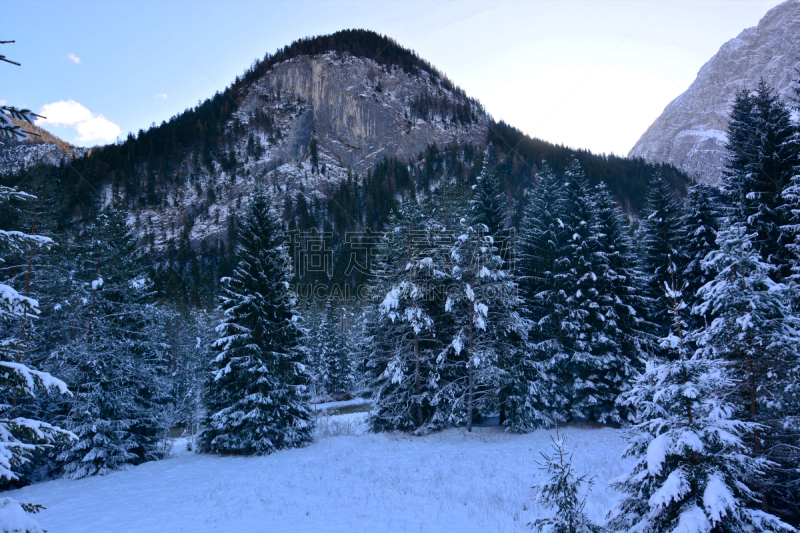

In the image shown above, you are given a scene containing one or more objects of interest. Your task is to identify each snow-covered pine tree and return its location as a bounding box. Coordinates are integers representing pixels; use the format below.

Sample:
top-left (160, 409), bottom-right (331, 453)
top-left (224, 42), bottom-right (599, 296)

top-left (0, 185), bottom-right (74, 532)
top-left (516, 163), bottom-right (570, 428)
top-left (439, 218), bottom-right (521, 431)
top-left (779, 75), bottom-right (800, 287)
top-left (680, 184), bottom-right (723, 329)
top-left (724, 81), bottom-right (798, 278)
top-left (640, 172), bottom-right (686, 340)
top-left (200, 189), bottom-right (313, 455)
top-left (608, 249), bottom-right (793, 533)
top-left (53, 208), bottom-right (169, 479)
top-left (323, 305), bottom-right (356, 396)
top-left (368, 199), bottom-right (445, 433)
top-left (693, 223), bottom-right (800, 520)
top-left (433, 160), bottom-right (527, 431)
top-left (304, 299), bottom-right (334, 399)
top-left (470, 158), bottom-right (508, 236)
top-left (559, 159), bottom-right (615, 422)
top-left (529, 430), bottom-right (607, 533)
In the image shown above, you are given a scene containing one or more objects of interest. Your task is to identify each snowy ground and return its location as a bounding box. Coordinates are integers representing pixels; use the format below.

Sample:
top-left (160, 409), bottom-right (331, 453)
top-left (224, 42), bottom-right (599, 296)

top-left (9, 413), bottom-right (631, 533)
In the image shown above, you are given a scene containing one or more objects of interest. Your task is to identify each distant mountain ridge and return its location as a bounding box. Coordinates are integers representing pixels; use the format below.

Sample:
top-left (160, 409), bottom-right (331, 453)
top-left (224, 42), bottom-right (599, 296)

top-left (629, 0), bottom-right (800, 184)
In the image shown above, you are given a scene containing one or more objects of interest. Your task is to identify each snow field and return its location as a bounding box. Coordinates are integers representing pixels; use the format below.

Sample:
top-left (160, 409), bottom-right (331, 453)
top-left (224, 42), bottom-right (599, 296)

top-left (8, 416), bottom-right (630, 533)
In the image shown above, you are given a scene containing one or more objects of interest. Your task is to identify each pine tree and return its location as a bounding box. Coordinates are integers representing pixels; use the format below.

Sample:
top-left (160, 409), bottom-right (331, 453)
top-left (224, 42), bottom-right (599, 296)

top-left (438, 220), bottom-right (517, 431)
top-left (368, 200), bottom-right (445, 433)
top-left (516, 163), bottom-right (570, 428)
top-left (640, 172), bottom-right (686, 340)
top-left (680, 184), bottom-right (723, 328)
top-left (693, 223), bottom-right (800, 520)
top-left (608, 251), bottom-right (792, 533)
top-left (529, 430), bottom-right (607, 533)
top-left (589, 181), bottom-right (649, 423)
top-left (559, 160), bottom-right (613, 422)
top-left (469, 158), bottom-right (507, 236)
top-left (200, 190), bottom-right (313, 454)
top-left (53, 209), bottom-right (169, 479)
top-left (0, 186), bottom-right (74, 496)
top-left (724, 81), bottom-right (798, 278)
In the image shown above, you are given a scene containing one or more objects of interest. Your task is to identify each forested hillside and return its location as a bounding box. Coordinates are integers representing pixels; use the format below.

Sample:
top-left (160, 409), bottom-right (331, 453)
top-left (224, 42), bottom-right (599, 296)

top-left (7, 30), bottom-right (798, 533)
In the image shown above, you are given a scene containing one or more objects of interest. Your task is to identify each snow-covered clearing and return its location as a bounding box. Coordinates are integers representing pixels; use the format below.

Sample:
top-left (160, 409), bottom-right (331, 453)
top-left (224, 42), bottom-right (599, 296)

top-left (9, 414), bottom-right (631, 533)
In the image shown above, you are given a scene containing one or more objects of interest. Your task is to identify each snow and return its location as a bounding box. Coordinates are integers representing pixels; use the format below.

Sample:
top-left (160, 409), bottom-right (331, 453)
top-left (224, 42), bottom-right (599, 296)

top-left (7, 421), bottom-right (630, 533)
top-left (313, 397), bottom-right (369, 411)
top-left (0, 498), bottom-right (44, 533)
top-left (703, 473), bottom-right (735, 524)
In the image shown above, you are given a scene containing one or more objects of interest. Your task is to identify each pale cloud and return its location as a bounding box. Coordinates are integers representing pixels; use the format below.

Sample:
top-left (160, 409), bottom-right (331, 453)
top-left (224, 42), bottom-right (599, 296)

top-left (155, 93), bottom-right (167, 99)
top-left (67, 53), bottom-right (81, 64)
top-left (37, 100), bottom-right (120, 143)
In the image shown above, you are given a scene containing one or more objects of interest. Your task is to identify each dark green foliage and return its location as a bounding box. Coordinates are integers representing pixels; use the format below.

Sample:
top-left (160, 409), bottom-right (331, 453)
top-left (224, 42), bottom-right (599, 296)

top-left (200, 190), bottom-right (313, 455)
top-left (51, 209), bottom-right (169, 479)
top-left (640, 173), bottom-right (686, 338)
top-left (724, 81), bottom-right (798, 277)
top-left (487, 120), bottom-right (689, 214)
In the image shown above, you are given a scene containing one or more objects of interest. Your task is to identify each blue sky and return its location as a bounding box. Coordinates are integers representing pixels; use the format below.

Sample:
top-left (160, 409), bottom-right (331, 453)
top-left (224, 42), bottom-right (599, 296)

top-left (0, 0), bottom-right (785, 154)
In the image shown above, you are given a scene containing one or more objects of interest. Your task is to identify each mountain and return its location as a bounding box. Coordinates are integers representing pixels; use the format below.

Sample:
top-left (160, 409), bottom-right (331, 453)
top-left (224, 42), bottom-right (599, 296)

top-left (0, 118), bottom-right (88, 174)
top-left (1, 30), bottom-right (687, 304)
top-left (629, 0), bottom-right (800, 184)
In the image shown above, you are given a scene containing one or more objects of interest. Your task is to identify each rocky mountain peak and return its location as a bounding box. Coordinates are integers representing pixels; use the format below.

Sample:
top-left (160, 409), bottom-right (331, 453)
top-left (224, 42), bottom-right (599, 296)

top-left (629, 0), bottom-right (800, 184)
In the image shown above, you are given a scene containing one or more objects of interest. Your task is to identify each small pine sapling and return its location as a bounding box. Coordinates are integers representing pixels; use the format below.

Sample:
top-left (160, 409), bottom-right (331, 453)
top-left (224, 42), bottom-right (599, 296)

top-left (529, 430), bottom-right (607, 533)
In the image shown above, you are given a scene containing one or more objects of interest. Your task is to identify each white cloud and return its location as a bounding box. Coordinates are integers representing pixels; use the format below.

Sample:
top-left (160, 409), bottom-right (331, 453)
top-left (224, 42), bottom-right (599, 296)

top-left (67, 53), bottom-right (81, 64)
top-left (36, 100), bottom-right (120, 143)
top-left (155, 93), bottom-right (167, 99)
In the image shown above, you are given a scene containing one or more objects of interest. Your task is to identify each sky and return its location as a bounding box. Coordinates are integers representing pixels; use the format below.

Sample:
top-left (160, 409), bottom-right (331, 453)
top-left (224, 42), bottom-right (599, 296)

top-left (0, 0), bottom-right (787, 155)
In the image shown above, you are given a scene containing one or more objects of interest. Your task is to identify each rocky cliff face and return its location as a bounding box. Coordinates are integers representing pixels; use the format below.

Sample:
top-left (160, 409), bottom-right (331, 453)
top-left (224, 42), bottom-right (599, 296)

top-left (629, 0), bottom-right (800, 184)
top-left (237, 52), bottom-right (488, 173)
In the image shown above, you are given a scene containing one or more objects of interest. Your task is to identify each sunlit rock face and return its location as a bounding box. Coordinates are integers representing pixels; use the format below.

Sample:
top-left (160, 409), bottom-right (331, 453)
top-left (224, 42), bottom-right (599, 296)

top-left (629, 0), bottom-right (800, 185)
top-left (238, 52), bottom-right (489, 174)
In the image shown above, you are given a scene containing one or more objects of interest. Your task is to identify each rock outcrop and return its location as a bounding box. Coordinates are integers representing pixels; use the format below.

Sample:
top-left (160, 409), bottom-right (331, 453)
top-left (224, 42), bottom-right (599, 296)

top-left (629, 0), bottom-right (800, 184)
top-left (237, 52), bottom-right (488, 173)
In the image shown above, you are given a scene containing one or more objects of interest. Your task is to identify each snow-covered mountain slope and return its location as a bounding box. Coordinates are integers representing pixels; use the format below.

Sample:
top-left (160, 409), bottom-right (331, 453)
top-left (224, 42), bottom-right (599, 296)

top-left (628, 0), bottom-right (800, 184)
top-left (0, 119), bottom-right (88, 175)
top-left (8, 420), bottom-right (629, 533)
top-left (124, 52), bottom-right (487, 247)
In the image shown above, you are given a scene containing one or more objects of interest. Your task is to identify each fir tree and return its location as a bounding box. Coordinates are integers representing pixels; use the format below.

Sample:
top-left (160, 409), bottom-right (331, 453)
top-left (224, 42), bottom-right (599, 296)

top-left (693, 223), bottom-right (800, 519)
top-left (469, 158), bottom-right (508, 236)
top-left (516, 163), bottom-right (570, 428)
top-left (0, 186), bottom-right (74, 496)
top-left (559, 160), bottom-right (612, 422)
top-left (589, 181), bottom-right (649, 423)
top-left (680, 184), bottom-right (723, 328)
top-left (368, 200), bottom-right (445, 433)
top-left (200, 190), bottom-right (313, 455)
top-left (640, 172), bottom-right (686, 340)
top-left (529, 430), bottom-right (607, 533)
top-left (724, 81), bottom-right (798, 278)
top-left (608, 251), bottom-right (792, 533)
top-left (53, 209), bottom-right (168, 479)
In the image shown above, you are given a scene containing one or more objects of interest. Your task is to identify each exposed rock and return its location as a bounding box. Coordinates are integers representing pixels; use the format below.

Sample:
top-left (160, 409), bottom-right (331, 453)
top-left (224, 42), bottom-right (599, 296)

top-left (629, 0), bottom-right (800, 185)
top-left (237, 53), bottom-right (488, 173)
